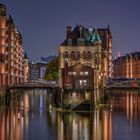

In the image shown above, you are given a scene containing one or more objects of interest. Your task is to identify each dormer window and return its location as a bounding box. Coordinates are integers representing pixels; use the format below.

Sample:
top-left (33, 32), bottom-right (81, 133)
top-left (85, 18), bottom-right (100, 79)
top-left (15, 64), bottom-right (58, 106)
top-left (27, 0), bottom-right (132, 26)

top-left (67, 38), bottom-right (72, 46)
top-left (77, 38), bottom-right (85, 46)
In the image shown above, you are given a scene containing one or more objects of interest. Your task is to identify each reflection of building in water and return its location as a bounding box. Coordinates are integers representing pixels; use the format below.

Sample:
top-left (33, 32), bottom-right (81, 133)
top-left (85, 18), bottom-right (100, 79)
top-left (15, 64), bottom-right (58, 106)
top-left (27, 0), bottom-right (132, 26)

top-left (109, 90), bottom-right (140, 119)
top-left (0, 98), bottom-right (25, 140)
top-left (90, 111), bottom-right (112, 140)
top-left (52, 111), bottom-right (112, 140)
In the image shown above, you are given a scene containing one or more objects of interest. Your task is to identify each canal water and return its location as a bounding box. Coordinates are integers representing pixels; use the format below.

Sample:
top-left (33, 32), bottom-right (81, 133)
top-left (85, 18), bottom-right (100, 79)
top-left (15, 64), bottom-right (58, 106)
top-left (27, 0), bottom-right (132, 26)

top-left (0, 89), bottom-right (140, 140)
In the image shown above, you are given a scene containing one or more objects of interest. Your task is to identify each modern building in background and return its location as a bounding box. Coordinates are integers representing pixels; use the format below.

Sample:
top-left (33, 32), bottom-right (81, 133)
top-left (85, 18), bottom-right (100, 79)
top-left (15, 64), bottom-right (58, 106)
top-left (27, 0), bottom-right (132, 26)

top-left (37, 62), bottom-right (47, 79)
top-left (29, 61), bottom-right (39, 81)
top-left (41, 55), bottom-right (57, 64)
top-left (0, 3), bottom-right (28, 91)
top-left (59, 25), bottom-right (112, 91)
top-left (29, 61), bottom-right (47, 81)
top-left (113, 52), bottom-right (140, 79)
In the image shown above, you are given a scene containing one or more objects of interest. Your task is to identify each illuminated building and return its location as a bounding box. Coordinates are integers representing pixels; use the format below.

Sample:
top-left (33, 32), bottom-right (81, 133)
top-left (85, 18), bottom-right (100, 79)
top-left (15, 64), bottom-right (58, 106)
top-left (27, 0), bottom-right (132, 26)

top-left (0, 3), bottom-right (28, 91)
top-left (29, 61), bottom-right (39, 81)
top-left (0, 3), bottom-right (7, 86)
top-left (29, 61), bottom-right (47, 81)
top-left (6, 15), bottom-right (25, 84)
top-left (113, 52), bottom-right (140, 79)
top-left (37, 62), bottom-right (47, 79)
top-left (59, 25), bottom-right (112, 91)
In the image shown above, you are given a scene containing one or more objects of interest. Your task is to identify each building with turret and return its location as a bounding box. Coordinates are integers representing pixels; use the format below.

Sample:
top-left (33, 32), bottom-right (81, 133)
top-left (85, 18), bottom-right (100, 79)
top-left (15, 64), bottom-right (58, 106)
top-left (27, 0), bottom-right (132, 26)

top-left (0, 3), bottom-right (28, 92)
top-left (59, 25), bottom-right (112, 91)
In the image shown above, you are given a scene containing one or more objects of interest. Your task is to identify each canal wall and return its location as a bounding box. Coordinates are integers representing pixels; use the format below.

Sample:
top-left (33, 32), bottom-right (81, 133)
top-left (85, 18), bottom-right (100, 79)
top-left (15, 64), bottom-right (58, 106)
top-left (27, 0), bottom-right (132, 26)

top-left (54, 88), bottom-right (103, 111)
top-left (0, 86), bottom-right (21, 105)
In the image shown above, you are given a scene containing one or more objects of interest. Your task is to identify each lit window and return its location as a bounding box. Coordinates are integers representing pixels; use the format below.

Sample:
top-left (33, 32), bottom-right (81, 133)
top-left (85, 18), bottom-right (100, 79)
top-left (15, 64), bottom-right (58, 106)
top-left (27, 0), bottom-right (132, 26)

top-left (68, 72), bottom-right (72, 75)
top-left (79, 80), bottom-right (87, 86)
top-left (80, 72), bottom-right (84, 75)
top-left (83, 80), bottom-right (87, 86)
top-left (73, 72), bottom-right (76, 75)
top-left (85, 71), bottom-right (88, 75)
top-left (64, 51), bottom-right (69, 58)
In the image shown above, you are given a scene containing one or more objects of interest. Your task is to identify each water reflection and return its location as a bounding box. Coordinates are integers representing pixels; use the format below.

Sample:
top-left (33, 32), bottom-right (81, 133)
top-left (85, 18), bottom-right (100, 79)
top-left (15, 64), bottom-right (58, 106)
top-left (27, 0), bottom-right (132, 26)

top-left (48, 111), bottom-right (112, 140)
top-left (0, 90), bottom-right (140, 140)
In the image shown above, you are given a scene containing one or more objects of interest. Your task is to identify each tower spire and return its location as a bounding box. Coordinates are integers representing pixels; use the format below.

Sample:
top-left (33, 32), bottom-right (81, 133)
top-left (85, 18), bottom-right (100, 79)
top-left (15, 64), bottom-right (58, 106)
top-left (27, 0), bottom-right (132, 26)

top-left (90, 28), bottom-right (101, 43)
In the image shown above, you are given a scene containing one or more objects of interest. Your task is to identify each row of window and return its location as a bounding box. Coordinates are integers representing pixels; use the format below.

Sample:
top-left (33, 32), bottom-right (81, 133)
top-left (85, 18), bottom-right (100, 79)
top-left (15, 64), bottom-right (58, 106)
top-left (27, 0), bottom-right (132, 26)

top-left (63, 51), bottom-right (92, 59)
top-left (68, 71), bottom-right (89, 76)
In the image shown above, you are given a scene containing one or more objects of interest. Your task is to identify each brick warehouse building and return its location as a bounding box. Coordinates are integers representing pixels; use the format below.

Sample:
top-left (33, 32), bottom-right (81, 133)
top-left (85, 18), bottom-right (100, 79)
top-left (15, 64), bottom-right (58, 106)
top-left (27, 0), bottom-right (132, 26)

top-left (59, 25), bottom-right (112, 91)
top-left (113, 52), bottom-right (140, 79)
top-left (0, 3), bottom-right (28, 91)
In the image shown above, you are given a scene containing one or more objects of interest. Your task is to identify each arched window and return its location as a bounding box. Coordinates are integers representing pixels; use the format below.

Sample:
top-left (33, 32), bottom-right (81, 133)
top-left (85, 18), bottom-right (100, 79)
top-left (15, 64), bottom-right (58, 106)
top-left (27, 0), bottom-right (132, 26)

top-left (87, 51), bottom-right (91, 59)
top-left (64, 51), bottom-right (69, 58)
top-left (82, 51), bottom-right (86, 59)
top-left (71, 51), bottom-right (75, 59)
top-left (76, 51), bottom-right (80, 59)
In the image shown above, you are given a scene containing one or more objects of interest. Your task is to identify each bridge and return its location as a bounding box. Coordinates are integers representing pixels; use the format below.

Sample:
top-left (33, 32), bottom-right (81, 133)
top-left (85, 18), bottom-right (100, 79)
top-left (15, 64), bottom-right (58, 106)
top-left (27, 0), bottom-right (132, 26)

top-left (7, 80), bottom-right (59, 90)
top-left (106, 79), bottom-right (140, 89)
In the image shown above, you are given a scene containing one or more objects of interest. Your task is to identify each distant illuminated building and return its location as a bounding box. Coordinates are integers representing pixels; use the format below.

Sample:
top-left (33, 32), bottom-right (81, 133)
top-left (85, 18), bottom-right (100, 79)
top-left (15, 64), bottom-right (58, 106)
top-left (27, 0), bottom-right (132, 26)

top-left (117, 51), bottom-right (121, 57)
top-left (41, 55), bottom-right (57, 64)
top-left (29, 61), bottom-right (47, 81)
top-left (113, 52), bottom-right (140, 79)
top-left (37, 62), bottom-right (47, 79)
top-left (59, 25), bottom-right (112, 90)
top-left (29, 61), bottom-right (39, 81)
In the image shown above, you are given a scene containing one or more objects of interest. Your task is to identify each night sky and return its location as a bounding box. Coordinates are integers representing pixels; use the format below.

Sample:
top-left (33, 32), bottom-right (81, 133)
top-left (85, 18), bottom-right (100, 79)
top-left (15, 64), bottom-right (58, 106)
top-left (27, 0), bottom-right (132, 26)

top-left (1, 0), bottom-right (140, 61)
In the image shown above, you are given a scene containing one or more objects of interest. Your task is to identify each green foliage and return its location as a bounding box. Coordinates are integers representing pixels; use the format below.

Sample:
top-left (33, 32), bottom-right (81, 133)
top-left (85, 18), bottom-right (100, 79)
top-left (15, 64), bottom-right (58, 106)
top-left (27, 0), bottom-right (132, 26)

top-left (44, 57), bottom-right (59, 80)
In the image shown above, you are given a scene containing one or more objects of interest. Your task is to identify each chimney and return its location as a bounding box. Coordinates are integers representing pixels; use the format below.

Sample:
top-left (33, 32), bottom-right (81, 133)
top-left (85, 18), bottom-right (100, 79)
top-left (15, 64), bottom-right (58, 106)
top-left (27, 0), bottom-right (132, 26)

top-left (67, 26), bottom-right (72, 38)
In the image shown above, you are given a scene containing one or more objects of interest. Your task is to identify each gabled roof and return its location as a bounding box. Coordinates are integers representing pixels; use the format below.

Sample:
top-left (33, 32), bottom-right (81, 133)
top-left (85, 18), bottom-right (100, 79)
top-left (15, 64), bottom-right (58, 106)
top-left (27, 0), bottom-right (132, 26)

top-left (8, 15), bottom-right (15, 25)
top-left (24, 52), bottom-right (28, 59)
top-left (82, 28), bottom-right (91, 41)
top-left (61, 25), bottom-right (106, 46)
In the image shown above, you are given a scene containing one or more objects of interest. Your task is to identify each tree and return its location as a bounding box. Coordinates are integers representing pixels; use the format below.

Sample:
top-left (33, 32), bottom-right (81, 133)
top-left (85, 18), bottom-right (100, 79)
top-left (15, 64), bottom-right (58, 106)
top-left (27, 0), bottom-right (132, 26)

top-left (44, 57), bottom-right (59, 80)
